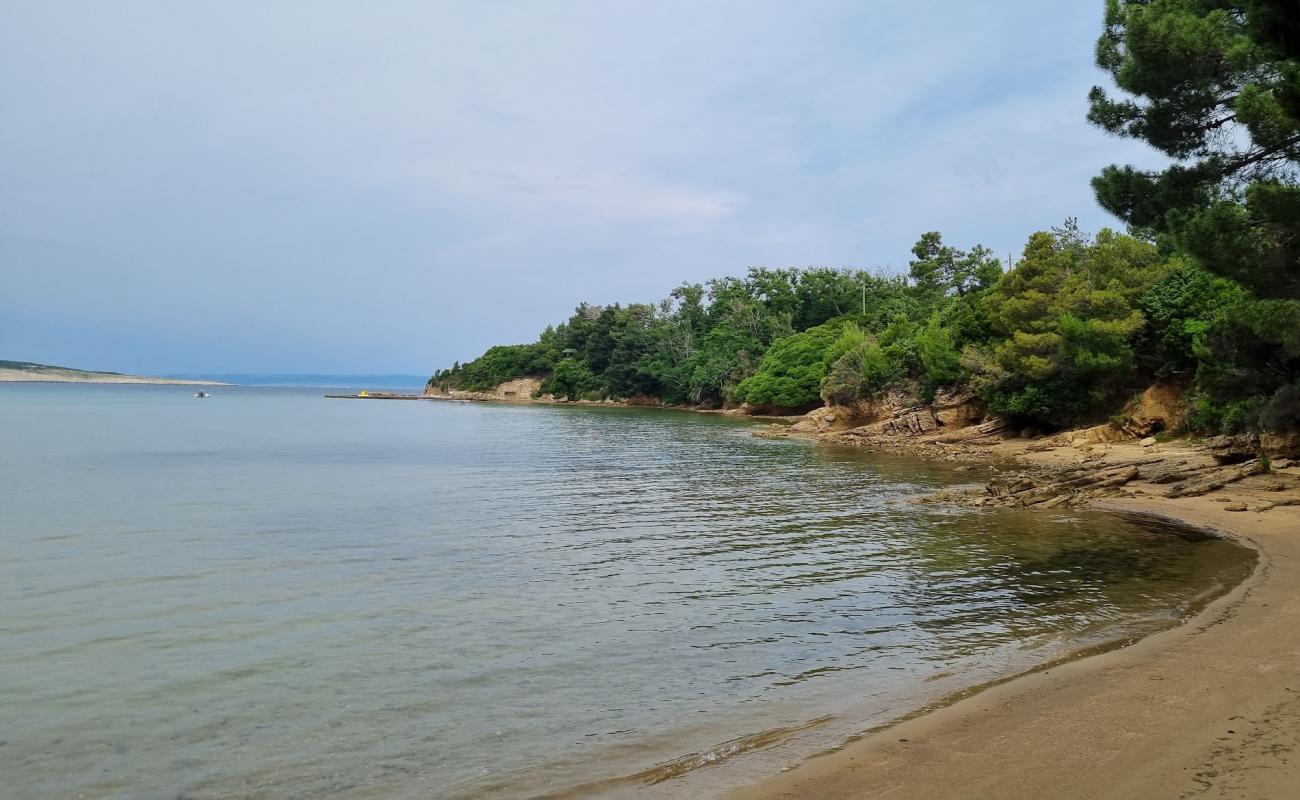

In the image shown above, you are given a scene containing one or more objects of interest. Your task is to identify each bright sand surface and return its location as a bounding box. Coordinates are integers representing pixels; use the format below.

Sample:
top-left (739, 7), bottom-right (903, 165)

top-left (0, 367), bottom-right (221, 384)
top-left (726, 495), bottom-right (1300, 800)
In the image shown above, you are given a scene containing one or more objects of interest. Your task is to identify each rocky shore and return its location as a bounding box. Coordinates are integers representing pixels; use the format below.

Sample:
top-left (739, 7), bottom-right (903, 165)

top-left (754, 387), bottom-right (1300, 516)
top-left (428, 375), bottom-right (1300, 514)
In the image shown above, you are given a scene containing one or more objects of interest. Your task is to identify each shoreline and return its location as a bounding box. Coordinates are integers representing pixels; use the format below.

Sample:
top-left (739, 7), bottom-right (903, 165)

top-left (543, 499), bottom-right (1257, 800)
top-left (0, 372), bottom-right (226, 386)
top-left (344, 389), bottom-right (1300, 797)
top-left (723, 494), bottom-right (1299, 800)
top-left (362, 389), bottom-right (808, 423)
top-left (509, 402), bottom-right (1296, 799)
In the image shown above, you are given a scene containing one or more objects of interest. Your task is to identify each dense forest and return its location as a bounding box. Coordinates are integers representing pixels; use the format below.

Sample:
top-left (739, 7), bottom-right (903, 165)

top-left (432, 1), bottom-right (1299, 436)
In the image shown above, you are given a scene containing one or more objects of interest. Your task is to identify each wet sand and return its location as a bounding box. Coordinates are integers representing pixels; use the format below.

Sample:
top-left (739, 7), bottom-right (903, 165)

top-left (726, 495), bottom-right (1300, 800)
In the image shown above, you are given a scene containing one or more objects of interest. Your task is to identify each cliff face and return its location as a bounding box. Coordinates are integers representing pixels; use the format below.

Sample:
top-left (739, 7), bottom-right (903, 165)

top-left (425, 377), bottom-right (543, 402)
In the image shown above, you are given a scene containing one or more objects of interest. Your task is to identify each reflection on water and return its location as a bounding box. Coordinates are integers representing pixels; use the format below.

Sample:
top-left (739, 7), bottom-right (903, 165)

top-left (0, 385), bottom-right (1254, 800)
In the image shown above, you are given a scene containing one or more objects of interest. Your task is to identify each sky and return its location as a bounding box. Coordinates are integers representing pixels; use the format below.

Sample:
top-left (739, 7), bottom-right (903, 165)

top-left (0, 1), bottom-right (1163, 376)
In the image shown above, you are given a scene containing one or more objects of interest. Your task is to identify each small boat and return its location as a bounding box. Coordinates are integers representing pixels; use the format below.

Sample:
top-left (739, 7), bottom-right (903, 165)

top-left (195, 391), bottom-right (209, 398)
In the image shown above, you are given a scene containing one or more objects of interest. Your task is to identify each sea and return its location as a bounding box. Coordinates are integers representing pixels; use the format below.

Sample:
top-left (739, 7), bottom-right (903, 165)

top-left (0, 383), bottom-right (1255, 799)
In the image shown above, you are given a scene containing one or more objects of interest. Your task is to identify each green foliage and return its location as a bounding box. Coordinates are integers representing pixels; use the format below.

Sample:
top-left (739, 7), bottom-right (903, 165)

top-left (916, 314), bottom-right (963, 397)
top-left (428, 9), bottom-right (1300, 439)
top-left (734, 322), bottom-right (842, 410)
top-left (433, 343), bottom-right (552, 391)
top-left (1182, 294), bottom-right (1300, 432)
top-left (1138, 259), bottom-right (1244, 374)
top-left (972, 226), bottom-right (1168, 427)
top-left (822, 322), bottom-right (868, 367)
top-left (431, 221), bottom-right (1290, 434)
top-left (1085, 1), bottom-right (1300, 433)
top-left (821, 346), bottom-right (869, 406)
top-left (1089, 0), bottom-right (1300, 299)
top-left (908, 231), bottom-right (1003, 301)
top-left (818, 318), bottom-right (926, 405)
top-left (816, 323), bottom-right (878, 405)
top-left (546, 359), bottom-right (598, 401)
top-left (860, 340), bottom-right (901, 397)
top-left (433, 266), bottom-right (937, 407)
top-left (1263, 381), bottom-right (1300, 431)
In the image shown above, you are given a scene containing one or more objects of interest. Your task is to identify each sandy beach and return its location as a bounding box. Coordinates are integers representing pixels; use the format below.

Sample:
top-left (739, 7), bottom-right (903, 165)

top-left (727, 492), bottom-right (1300, 800)
top-left (0, 366), bottom-right (223, 385)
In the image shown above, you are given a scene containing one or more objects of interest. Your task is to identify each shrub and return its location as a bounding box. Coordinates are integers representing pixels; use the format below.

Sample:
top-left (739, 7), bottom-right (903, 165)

top-left (546, 359), bottom-right (598, 401)
top-left (735, 322), bottom-right (842, 409)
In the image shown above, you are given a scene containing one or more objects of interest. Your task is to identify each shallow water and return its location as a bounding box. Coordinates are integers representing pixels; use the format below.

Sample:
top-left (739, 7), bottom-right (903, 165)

top-left (0, 385), bottom-right (1254, 799)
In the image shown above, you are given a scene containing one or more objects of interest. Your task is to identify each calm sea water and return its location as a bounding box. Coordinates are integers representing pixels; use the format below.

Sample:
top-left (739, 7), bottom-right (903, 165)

top-left (0, 384), bottom-right (1254, 799)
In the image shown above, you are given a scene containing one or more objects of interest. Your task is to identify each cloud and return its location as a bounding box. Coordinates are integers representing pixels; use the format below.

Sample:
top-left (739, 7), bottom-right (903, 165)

top-left (0, 1), bottom-right (1162, 373)
top-left (420, 160), bottom-right (744, 223)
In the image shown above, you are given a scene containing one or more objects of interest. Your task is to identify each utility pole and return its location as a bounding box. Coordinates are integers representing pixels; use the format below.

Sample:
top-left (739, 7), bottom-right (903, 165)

top-left (861, 278), bottom-right (866, 316)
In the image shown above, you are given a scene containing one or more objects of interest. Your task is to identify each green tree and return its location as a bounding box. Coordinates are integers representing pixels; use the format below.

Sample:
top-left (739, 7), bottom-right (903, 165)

top-left (821, 324), bottom-right (872, 404)
top-left (1088, 0), bottom-right (1300, 299)
top-left (916, 314), bottom-right (964, 396)
top-left (734, 322), bottom-right (842, 410)
top-left (1138, 259), bottom-right (1245, 375)
top-left (432, 344), bottom-right (551, 391)
top-left (908, 232), bottom-right (1003, 300)
top-left (974, 227), bottom-right (1169, 426)
top-left (547, 358), bottom-right (597, 401)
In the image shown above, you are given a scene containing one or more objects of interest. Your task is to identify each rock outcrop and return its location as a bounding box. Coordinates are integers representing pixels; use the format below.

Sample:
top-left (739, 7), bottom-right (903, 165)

top-left (932, 389), bottom-right (983, 427)
top-left (1202, 432), bottom-right (1300, 462)
top-left (931, 417), bottom-right (1014, 444)
top-left (753, 381), bottom-right (1300, 513)
top-left (914, 448), bottom-right (1299, 510)
top-left (1120, 381), bottom-right (1189, 436)
top-left (1264, 431), bottom-right (1300, 458)
top-left (847, 407), bottom-right (941, 437)
top-left (788, 405), bottom-right (865, 434)
top-left (425, 377), bottom-right (543, 402)
top-left (809, 389), bottom-right (986, 442)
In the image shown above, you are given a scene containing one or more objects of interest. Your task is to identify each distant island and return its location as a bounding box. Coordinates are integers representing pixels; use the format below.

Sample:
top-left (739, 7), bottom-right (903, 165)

top-left (0, 360), bottom-right (225, 386)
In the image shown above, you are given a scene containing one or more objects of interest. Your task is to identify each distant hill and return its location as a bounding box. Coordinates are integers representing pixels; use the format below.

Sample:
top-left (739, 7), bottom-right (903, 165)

top-left (0, 360), bottom-right (223, 385)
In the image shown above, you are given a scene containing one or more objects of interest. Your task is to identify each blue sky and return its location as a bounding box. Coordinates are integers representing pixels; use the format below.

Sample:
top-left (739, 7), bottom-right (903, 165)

top-left (0, 1), bottom-right (1160, 375)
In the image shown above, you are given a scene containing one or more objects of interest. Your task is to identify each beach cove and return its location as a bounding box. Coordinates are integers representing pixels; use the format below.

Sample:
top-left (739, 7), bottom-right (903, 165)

top-left (2, 384), bottom-right (1285, 800)
top-left (727, 495), bottom-right (1300, 800)
top-left (412, 385), bottom-right (1300, 799)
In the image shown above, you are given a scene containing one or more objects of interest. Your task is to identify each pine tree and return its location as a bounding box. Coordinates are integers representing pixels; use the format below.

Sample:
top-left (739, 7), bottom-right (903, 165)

top-left (1088, 0), bottom-right (1300, 299)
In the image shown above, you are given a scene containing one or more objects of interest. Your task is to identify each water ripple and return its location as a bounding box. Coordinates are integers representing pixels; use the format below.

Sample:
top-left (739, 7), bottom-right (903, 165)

top-left (0, 387), bottom-right (1255, 800)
